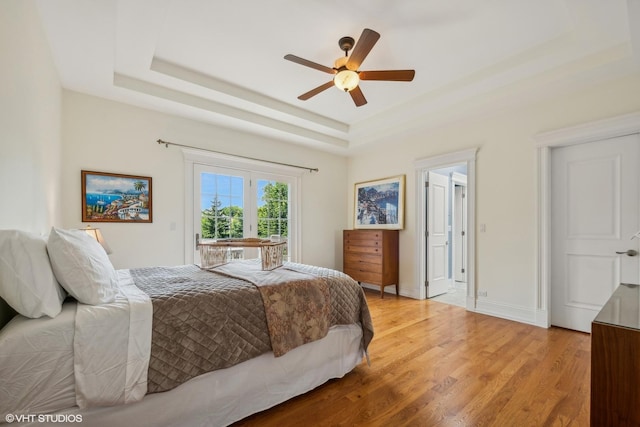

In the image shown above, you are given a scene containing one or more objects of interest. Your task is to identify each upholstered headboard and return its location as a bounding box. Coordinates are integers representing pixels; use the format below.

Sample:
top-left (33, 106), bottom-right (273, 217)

top-left (0, 297), bottom-right (17, 330)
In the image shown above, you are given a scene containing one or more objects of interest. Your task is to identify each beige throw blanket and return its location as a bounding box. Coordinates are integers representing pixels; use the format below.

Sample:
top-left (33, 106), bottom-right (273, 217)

top-left (214, 260), bottom-right (330, 357)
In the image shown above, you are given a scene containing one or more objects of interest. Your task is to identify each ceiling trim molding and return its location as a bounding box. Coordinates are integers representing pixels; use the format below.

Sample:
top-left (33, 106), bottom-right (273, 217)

top-left (114, 73), bottom-right (349, 148)
top-left (150, 57), bottom-right (349, 133)
top-left (534, 111), bottom-right (640, 148)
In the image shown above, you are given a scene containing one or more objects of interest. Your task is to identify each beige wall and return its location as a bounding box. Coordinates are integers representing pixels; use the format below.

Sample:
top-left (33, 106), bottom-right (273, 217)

top-left (5, 0), bottom-right (640, 327)
top-left (347, 72), bottom-right (640, 315)
top-left (0, 0), bottom-right (62, 233)
top-left (61, 91), bottom-right (349, 270)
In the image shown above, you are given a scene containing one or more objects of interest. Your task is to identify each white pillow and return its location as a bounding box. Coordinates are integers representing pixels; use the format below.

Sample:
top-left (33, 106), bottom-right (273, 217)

top-left (47, 227), bottom-right (118, 305)
top-left (0, 230), bottom-right (65, 318)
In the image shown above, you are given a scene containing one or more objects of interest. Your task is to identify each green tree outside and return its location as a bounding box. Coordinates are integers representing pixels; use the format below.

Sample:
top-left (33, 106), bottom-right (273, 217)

top-left (201, 196), bottom-right (244, 239)
top-left (257, 182), bottom-right (288, 239)
top-left (200, 181), bottom-right (288, 240)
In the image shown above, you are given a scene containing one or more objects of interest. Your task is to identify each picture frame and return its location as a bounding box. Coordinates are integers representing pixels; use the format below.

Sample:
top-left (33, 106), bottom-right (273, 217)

top-left (354, 175), bottom-right (405, 229)
top-left (81, 170), bottom-right (152, 223)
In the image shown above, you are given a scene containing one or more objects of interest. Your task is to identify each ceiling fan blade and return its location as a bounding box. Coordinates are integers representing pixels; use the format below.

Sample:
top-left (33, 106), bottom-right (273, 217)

top-left (359, 69), bottom-right (415, 81)
top-left (346, 28), bottom-right (380, 70)
top-left (284, 54), bottom-right (336, 74)
top-left (298, 81), bottom-right (335, 100)
top-left (349, 86), bottom-right (367, 107)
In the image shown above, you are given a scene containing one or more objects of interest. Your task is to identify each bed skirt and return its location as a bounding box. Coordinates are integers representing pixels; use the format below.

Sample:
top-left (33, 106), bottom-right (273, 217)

top-left (16, 324), bottom-right (364, 427)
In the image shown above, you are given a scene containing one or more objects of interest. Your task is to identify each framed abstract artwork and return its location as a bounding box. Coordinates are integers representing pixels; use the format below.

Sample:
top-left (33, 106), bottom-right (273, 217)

top-left (354, 175), bottom-right (404, 229)
top-left (81, 170), bottom-right (152, 223)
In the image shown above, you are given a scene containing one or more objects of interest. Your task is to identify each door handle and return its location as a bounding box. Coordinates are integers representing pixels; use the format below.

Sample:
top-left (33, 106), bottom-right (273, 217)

top-left (615, 249), bottom-right (638, 256)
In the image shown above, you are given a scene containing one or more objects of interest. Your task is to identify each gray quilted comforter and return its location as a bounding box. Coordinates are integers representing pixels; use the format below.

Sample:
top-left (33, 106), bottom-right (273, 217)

top-left (130, 262), bottom-right (373, 394)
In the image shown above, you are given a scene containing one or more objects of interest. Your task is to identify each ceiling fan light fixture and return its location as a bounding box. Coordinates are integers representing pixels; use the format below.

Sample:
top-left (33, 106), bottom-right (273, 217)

top-left (334, 68), bottom-right (359, 92)
top-left (284, 28), bottom-right (413, 106)
top-left (334, 56), bottom-right (348, 69)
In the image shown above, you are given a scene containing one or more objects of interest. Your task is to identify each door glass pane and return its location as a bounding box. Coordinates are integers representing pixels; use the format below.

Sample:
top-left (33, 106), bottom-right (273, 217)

top-left (257, 180), bottom-right (289, 259)
top-left (200, 172), bottom-right (244, 239)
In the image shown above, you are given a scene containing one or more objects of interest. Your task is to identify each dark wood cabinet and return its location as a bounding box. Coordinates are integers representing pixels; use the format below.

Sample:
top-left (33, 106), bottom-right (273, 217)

top-left (343, 229), bottom-right (399, 298)
top-left (591, 283), bottom-right (640, 426)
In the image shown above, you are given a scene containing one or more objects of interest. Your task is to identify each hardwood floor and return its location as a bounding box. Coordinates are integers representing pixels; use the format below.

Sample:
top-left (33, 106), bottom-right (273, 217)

top-left (234, 291), bottom-right (591, 426)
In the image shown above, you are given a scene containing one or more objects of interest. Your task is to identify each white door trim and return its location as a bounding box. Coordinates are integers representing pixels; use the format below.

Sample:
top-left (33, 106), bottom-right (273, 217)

top-left (414, 148), bottom-right (477, 309)
top-left (452, 175), bottom-right (468, 283)
top-left (534, 111), bottom-right (640, 328)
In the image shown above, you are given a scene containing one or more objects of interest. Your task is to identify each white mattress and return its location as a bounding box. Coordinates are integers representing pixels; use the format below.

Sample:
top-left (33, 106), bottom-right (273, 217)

top-left (0, 302), bottom-right (76, 415)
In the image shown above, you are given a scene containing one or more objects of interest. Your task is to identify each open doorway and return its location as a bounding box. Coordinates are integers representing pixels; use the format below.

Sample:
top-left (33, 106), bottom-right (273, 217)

top-left (426, 166), bottom-right (467, 307)
top-left (414, 148), bottom-right (477, 310)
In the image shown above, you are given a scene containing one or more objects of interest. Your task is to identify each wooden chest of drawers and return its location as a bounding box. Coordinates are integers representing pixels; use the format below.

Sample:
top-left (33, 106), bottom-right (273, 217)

top-left (343, 229), bottom-right (399, 298)
top-left (591, 283), bottom-right (640, 425)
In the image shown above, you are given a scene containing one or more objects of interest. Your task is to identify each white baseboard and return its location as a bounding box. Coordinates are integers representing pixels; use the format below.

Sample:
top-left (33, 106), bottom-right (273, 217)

top-left (475, 299), bottom-right (547, 328)
top-left (360, 283), bottom-right (418, 299)
top-left (363, 285), bottom-right (550, 329)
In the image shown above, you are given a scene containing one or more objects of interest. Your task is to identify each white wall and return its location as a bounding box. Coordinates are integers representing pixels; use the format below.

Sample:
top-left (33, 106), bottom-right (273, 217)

top-left (61, 91), bottom-right (349, 270)
top-left (348, 72), bottom-right (640, 316)
top-left (0, 0), bottom-right (62, 233)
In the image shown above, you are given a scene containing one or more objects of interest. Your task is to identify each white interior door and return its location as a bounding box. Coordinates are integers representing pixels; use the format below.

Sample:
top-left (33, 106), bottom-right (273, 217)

top-left (551, 134), bottom-right (640, 332)
top-left (454, 185), bottom-right (467, 282)
top-left (427, 172), bottom-right (452, 297)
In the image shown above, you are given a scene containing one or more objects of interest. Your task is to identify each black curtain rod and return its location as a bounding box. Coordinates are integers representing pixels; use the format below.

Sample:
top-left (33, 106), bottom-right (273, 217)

top-left (157, 139), bottom-right (319, 173)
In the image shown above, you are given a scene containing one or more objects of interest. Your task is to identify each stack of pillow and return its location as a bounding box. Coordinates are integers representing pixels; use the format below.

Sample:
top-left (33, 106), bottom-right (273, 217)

top-left (0, 227), bottom-right (119, 319)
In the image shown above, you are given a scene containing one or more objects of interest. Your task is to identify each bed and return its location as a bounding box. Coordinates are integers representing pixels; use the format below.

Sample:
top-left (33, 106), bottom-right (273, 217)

top-left (0, 228), bottom-right (373, 426)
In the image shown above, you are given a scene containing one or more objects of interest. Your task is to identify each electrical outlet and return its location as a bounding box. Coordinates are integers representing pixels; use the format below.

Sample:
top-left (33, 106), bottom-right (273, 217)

top-left (478, 290), bottom-right (488, 297)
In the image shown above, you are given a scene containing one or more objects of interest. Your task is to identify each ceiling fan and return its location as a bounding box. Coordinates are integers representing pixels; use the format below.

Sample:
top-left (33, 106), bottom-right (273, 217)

top-left (284, 28), bottom-right (415, 107)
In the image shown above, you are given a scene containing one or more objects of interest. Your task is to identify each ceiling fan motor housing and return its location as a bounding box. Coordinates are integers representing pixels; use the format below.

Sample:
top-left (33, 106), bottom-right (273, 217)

top-left (339, 36), bottom-right (355, 54)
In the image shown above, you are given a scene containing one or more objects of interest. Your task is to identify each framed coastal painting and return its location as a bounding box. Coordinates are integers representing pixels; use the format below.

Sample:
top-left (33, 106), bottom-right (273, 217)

top-left (81, 170), bottom-right (152, 223)
top-left (354, 175), bottom-right (405, 229)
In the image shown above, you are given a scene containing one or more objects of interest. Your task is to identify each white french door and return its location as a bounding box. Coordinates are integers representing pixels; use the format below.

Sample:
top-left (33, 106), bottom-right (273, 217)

top-left (550, 134), bottom-right (640, 332)
top-left (192, 164), bottom-right (294, 263)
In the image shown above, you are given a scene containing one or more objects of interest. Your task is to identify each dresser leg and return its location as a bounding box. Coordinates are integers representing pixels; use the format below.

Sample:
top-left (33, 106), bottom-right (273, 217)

top-left (380, 286), bottom-right (384, 298)
top-left (395, 284), bottom-right (399, 296)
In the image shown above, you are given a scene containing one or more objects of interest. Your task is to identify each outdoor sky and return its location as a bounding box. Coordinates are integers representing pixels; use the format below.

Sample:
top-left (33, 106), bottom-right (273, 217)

top-left (200, 173), bottom-right (271, 210)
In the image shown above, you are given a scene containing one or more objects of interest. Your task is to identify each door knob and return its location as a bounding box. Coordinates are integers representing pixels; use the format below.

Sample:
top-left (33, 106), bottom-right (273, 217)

top-left (615, 249), bottom-right (638, 256)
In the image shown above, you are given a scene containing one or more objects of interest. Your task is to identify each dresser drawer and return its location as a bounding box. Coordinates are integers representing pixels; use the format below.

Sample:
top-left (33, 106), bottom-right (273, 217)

top-left (344, 260), bottom-right (383, 273)
top-left (344, 268), bottom-right (383, 285)
top-left (344, 238), bottom-right (382, 248)
top-left (344, 244), bottom-right (382, 255)
top-left (344, 252), bottom-right (381, 265)
top-left (344, 230), bottom-right (383, 242)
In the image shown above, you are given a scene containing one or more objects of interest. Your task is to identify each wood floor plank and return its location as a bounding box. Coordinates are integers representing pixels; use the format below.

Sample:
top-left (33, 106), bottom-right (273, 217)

top-left (233, 291), bottom-right (591, 427)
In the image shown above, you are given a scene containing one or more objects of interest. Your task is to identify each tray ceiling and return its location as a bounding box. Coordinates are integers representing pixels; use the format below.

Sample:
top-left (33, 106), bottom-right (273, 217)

top-left (36, 0), bottom-right (640, 153)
